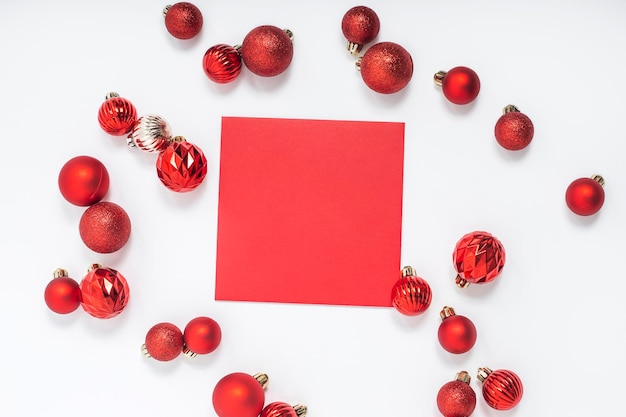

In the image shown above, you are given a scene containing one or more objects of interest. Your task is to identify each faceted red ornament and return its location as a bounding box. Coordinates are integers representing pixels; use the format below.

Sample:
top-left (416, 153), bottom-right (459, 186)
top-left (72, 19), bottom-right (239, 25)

top-left (438, 306), bottom-right (477, 354)
top-left (477, 367), bottom-right (524, 410)
top-left (163, 2), bottom-right (203, 40)
top-left (79, 201), bottom-right (131, 253)
top-left (240, 25), bottom-right (294, 77)
top-left (341, 5), bottom-right (380, 55)
top-left (156, 138), bottom-right (208, 192)
top-left (183, 316), bottom-right (222, 356)
top-left (203, 44), bottom-right (243, 84)
top-left (260, 402), bottom-right (308, 417)
top-left (212, 372), bottom-right (268, 417)
top-left (494, 105), bottom-right (534, 151)
top-left (565, 175), bottom-right (605, 216)
top-left (437, 371), bottom-right (476, 417)
top-left (358, 41), bottom-right (413, 94)
top-left (452, 231), bottom-right (505, 288)
top-left (79, 264), bottom-right (130, 319)
top-left (143, 322), bottom-right (184, 362)
top-left (435, 66), bottom-right (481, 105)
top-left (58, 155), bottom-right (110, 206)
top-left (97, 92), bottom-right (137, 136)
top-left (391, 266), bottom-right (432, 316)
top-left (44, 268), bottom-right (81, 314)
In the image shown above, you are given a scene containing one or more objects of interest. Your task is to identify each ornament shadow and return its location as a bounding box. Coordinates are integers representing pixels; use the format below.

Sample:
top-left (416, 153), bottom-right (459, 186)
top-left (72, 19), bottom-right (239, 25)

top-left (494, 143), bottom-right (531, 162)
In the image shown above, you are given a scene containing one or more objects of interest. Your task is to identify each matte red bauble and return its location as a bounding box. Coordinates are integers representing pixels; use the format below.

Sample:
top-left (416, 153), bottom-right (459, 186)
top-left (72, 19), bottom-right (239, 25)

top-left (565, 175), bottom-right (605, 216)
top-left (435, 66), bottom-right (480, 105)
top-left (183, 316), bottom-right (222, 356)
top-left (97, 92), bottom-right (137, 136)
top-left (44, 268), bottom-right (81, 314)
top-left (438, 307), bottom-right (477, 354)
top-left (203, 44), bottom-right (243, 83)
top-left (79, 201), bottom-right (131, 253)
top-left (477, 367), bottom-right (524, 410)
top-left (452, 231), bottom-right (505, 288)
top-left (494, 105), bottom-right (534, 151)
top-left (260, 402), bottom-right (308, 417)
top-left (212, 372), bottom-right (268, 417)
top-left (163, 2), bottom-right (203, 40)
top-left (240, 25), bottom-right (294, 77)
top-left (358, 41), bottom-right (413, 94)
top-left (391, 266), bottom-right (432, 316)
top-left (341, 5), bottom-right (380, 55)
top-left (156, 138), bottom-right (208, 192)
top-left (79, 264), bottom-right (130, 319)
top-left (58, 155), bottom-right (110, 206)
top-left (142, 322), bottom-right (184, 362)
top-left (437, 371), bottom-right (476, 417)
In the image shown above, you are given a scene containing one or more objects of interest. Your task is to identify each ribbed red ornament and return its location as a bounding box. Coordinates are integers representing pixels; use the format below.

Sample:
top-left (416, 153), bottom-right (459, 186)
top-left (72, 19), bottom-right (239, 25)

top-left (437, 307), bottom-right (477, 354)
top-left (478, 367), bottom-right (523, 410)
top-left (436, 371), bottom-right (476, 417)
top-left (79, 264), bottom-right (130, 319)
top-left (240, 25), bottom-right (294, 77)
top-left (494, 105), bottom-right (534, 151)
top-left (341, 5), bottom-right (380, 55)
top-left (203, 44), bottom-right (243, 84)
top-left (163, 2), bottom-right (203, 40)
top-left (98, 93), bottom-right (137, 136)
top-left (565, 175), bottom-right (605, 216)
top-left (79, 201), bottom-right (131, 253)
top-left (156, 138), bottom-right (207, 192)
top-left (58, 155), bottom-right (110, 206)
top-left (358, 42), bottom-right (413, 94)
top-left (391, 266), bottom-right (432, 316)
top-left (260, 402), bottom-right (308, 417)
top-left (435, 66), bottom-right (480, 105)
top-left (183, 316), bottom-right (222, 356)
top-left (452, 231), bottom-right (505, 288)
top-left (143, 322), bottom-right (184, 362)
top-left (44, 269), bottom-right (81, 314)
top-left (212, 372), bottom-right (268, 417)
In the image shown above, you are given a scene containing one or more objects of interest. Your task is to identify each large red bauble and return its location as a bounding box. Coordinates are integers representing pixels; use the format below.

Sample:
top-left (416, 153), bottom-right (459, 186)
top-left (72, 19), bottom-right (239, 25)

top-left (58, 156), bottom-right (110, 206)
top-left (143, 322), bottom-right (184, 362)
top-left (438, 66), bottom-right (480, 105)
top-left (391, 266), bottom-right (432, 316)
top-left (438, 307), bottom-right (477, 354)
top-left (79, 265), bottom-right (130, 319)
top-left (203, 44), bottom-right (243, 84)
top-left (260, 402), bottom-right (307, 417)
top-left (565, 176), bottom-right (605, 216)
top-left (156, 139), bottom-right (208, 192)
top-left (359, 42), bottom-right (413, 94)
top-left (98, 93), bottom-right (137, 136)
top-left (212, 372), bottom-right (266, 417)
top-left (436, 372), bottom-right (476, 417)
top-left (341, 6), bottom-right (380, 54)
top-left (44, 269), bottom-right (81, 314)
top-left (79, 201), bottom-right (131, 253)
top-left (183, 316), bottom-right (222, 355)
top-left (452, 231), bottom-right (505, 287)
top-left (163, 2), bottom-right (203, 40)
top-left (240, 25), bottom-right (294, 77)
top-left (494, 106), bottom-right (534, 151)
top-left (478, 367), bottom-right (523, 410)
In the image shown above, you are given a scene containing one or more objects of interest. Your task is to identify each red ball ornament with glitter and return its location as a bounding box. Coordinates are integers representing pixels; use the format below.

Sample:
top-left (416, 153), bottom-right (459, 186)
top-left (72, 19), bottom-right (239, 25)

top-left (437, 371), bottom-right (476, 417)
top-left (183, 316), bottom-right (222, 357)
top-left (79, 201), bottom-right (131, 253)
top-left (203, 44), bottom-right (243, 83)
top-left (79, 264), bottom-right (130, 319)
top-left (58, 155), bottom-right (110, 206)
top-left (142, 322), bottom-right (184, 362)
top-left (213, 372), bottom-right (268, 417)
top-left (565, 175), bottom-right (605, 216)
top-left (494, 105), bottom-right (534, 151)
top-left (98, 92), bottom-right (137, 136)
top-left (435, 66), bottom-right (481, 105)
top-left (156, 137), bottom-right (208, 192)
top-left (260, 402), bottom-right (308, 417)
top-left (44, 268), bottom-right (81, 314)
top-left (163, 2), bottom-right (203, 40)
top-left (438, 307), bottom-right (477, 354)
top-left (240, 25), bottom-right (294, 77)
top-left (477, 367), bottom-right (524, 410)
top-left (391, 266), bottom-right (432, 316)
top-left (358, 41), bottom-right (413, 94)
top-left (452, 231), bottom-right (505, 288)
top-left (341, 5), bottom-right (380, 55)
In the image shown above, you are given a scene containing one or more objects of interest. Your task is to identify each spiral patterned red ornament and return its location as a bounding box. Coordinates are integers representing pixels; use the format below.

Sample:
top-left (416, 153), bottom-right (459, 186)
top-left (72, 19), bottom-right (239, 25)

top-left (436, 371), bottom-right (476, 417)
top-left (163, 2), bottom-right (203, 40)
top-left (452, 231), bottom-right (505, 288)
top-left (203, 44), bottom-right (243, 84)
top-left (434, 66), bottom-right (481, 105)
top-left (58, 155), bottom-right (110, 206)
top-left (79, 264), bottom-right (130, 319)
top-left (494, 105), bottom-right (534, 151)
top-left (44, 268), bottom-right (81, 314)
top-left (477, 367), bottom-right (523, 410)
top-left (391, 266), bottom-right (432, 316)
top-left (565, 175), bottom-right (605, 216)
top-left (182, 316), bottom-right (222, 357)
top-left (341, 5), bottom-right (380, 55)
top-left (127, 114), bottom-right (172, 153)
top-left (98, 92), bottom-right (137, 136)
top-left (142, 322), bottom-right (184, 362)
top-left (79, 201), bottom-right (132, 253)
top-left (260, 402), bottom-right (308, 417)
top-left (156, 137), bottom-right (208, 192)
top-left (212, 372), bottom-right (268, 417)
top-left (437, 306), bottom-right (477, 354)
top-left (240, 25), bottom-right (294, 77)
top-left (358, 41), bottom-right (413, 94)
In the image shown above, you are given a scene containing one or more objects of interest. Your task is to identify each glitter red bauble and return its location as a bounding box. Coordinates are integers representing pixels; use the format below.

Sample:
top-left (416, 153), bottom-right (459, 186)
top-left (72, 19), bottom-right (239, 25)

top-left (260, 402), bottom-right (306, 417)
top-left (437, 373), bottom-right (476, 417)
top-left (240, 25), bottom-right (294, 77)
top-left (438, 307), bottom-right (477, 354)
top-left (494, 106), bottom-right (534, 151)
top-left (79, 201), bottom-right (131, 253)
top-left (79, 265), bottom-right (130, 319)
top-left (164, 2), bottom-right (203, 40)
top-left (565, 176), bottom-right (605, 216)
top-left (144, 322), bottom-right (184, 361)
top-left (58, 155), bottom-right (110, 206)
top-left (452, 231), bottom-right (505, 287)
top-left (478, 367), bottom-right (523, 410)
top-left (341, 6), bottom-right (380, 54)
top-left (391, 266), bottom-right (432, 316)
top-left (98, 94), bottom-right (137, 136)
top-left (437, 66), bottom-right (481, 105)
top-left (359, 42), bottom-right (413, 94)
top-left (203, 44), bottom-right (243, 84)
top-left (156, 139), bottom-right (208, 192)
top-left (44, 270), bottom-right (81, 314)
top-left (212, 373), bottom-right (266, 417)
top-left (183, 316), bottom-right (222, 355)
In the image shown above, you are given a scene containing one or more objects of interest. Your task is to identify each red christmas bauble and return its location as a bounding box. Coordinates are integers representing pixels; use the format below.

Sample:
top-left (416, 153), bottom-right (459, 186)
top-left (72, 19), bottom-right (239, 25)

top-left (565, 175), bottom-right (605, 216)
top-left (79, 264), bottom-right (130, 319)
top-left (212, 372), bottom-right (267, 417)
top-left (341, 6), bottom-right (380, 54)
top-left (494, 105), bottom-right (534, 151)
top-left (438, 307), bottom-right (477, 354)
top-left (79, 201), bottom-right (131, 253)
top-left (359, 42), bottom-right (413, 94)
top-left (437, 372), bottom-right (476, 417)
top-left (260, 402), bottom-right (307, 417)
top-left (240, 25), bottom-right (294, 77)
top-left (452, 231), bottom-right (505, 287)
top-left (98, 93), bottom-right (137, 136)
top-left (436, 66), bottom-right (480, 105)
top-left (183, 316), bottom-right (222, 356)
top-left (478, 367), bottom-right (523, 410)
top-left (143, 322), bottom-right (184, 362)
top-left (58, 155), bottom-right (110, 206)
top-left (44, 269), bottom-right (81, 314)
top-left (163, 2), bottom-right (203, 40)
top-left (156, 138), bottom-right (208, 192)
top-left (391, 266), bottom-right (432, 316)
top-left (203, 44), bottom-right (243, 84)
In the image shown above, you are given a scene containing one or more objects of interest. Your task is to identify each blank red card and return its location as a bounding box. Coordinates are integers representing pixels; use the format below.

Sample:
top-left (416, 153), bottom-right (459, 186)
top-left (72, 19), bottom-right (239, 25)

top-left (215, 117), bottom-right (404, 307)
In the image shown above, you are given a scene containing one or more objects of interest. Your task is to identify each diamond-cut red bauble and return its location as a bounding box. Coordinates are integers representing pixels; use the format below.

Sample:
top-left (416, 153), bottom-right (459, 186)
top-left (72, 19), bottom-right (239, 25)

top-left (437, 66), bottom-right (480, 105)
top-left (164, 2), bottom-right (203, 40)
top-left (44, 269), bottom-right (81, 314)
top-left (478, 367), bottom-right (523, 410)
top-left (156, 139), bottom-right (208, 192)
top-left (240, 25), bottom-right (294, 77)
top-left (260, 402), bottom-right (307, 417)
top-left (98, 93), bottom-right (137, 136)
top-left (203, 44), bottom-right (243, 84)
top-left (391, 266), bottom-right (432, 316)
top-left (213, 372), bottom-right (267, 417)
top-left (452, 231), bottom-right (505, 287)
top-left (58, 155), bottom-right (110, 206)
top-left (79, 201), bottom-right (131, 253)
top-left (79, 265), bottom-right (130, 319)
top-left (438, 307), bottom-right (477, 354)
top-left (494, 106), bottom-right (534, 151)
top-left (144, 322), bottom-right (184, 362)
top-left (341, 5), bottom-right (380, 54)
top-left (565, 175), bottom-right (605, 216)
top-left (183, 316), bottom-right (222, 356)
top-left (437, 372), bottom-right (476, 417)
top-left (359, 42), bottom-right (413, 94)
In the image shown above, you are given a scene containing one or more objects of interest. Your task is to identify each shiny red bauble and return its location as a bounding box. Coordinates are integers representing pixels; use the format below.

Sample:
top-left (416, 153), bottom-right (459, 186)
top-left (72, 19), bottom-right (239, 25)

top-left (163, 2), bottom-right (203, 40)
top-left (240, 25), bottom-right (294, 77)
top-left (437, 372), bottom-right (476, 417)
top-left (260, 402), bottom-right (307, 417)
top-left (453, 231), bottom-right (505, 288)
top-left (438, 307), bottom-right (477, 354)
top-left (79, 201), bottom-right (131, 253)
top-left (79, 264), bottom-right (130, 319)
top-left (183, 316), bottom-right (222, 356)
top-left (203, 44), bottom-right (243, 83)
top-left (359, 41), bottom-right (413, 94)
top-left (213, 372), bottom-right (267, 417)
top-left (156, 139), bottom-right (208, 192)
top-left (494, 105), bottom-right (534, 151)
top-left (565, 175), bottom-right (605, 216)
top-left (58, 155), bottom-right (110, 206)
top-left (341, 5), bottom-right (380, 55)
top-left (143, 322), bottom-right (184, 361)
top-left (44, 269), bottom-right (81, 314)
top-left (477, 367), bottom-right (524, 410)
top-left (97, 93), bottom-right (137, 136)
top-left (391, 266), bottom-right (432, 316)
top-left (435, 66), bottom-right (480, 105)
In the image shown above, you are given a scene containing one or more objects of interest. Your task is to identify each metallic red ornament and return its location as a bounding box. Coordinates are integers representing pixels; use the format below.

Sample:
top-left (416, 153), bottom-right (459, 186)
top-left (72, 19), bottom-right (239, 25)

top-left (156, 137), bottom-right (208, 192)
top-left (341, 6), bottom-right (380, 55)
top-left (260, 402), bottom-right (308, 417)
top-left (203, 44), bottom-right (243, 84)
top-left (163, 2), bottom-right (203, 40)
top-left (44, 268), bottom-right (81, 314)
top-left (212, 372), bottom-right (268, 417)
top-left (58, 155), bottom-right (110, 206)
top-left (494, 105), bottom-right (534, 151)
top-left (358, 41), bottom-right (413, 94)
top-left (98, 92), bottom-right (137, 136)
top-left (452, 231), bottom-right (505, 288)
top-left (240, 25), bottom-right (294, 77)
top-left (565, 175), bottom-right (605, 216)
top-left (434, 66), bottom-right (481, 105)
top-left (477, 367), bottom-right (524, 410)
top-left (127, 114), bottom-right (172, 153)
top-left (142, 322), bottom-right (184, 362)
top-left (438, 307), bottom-right (477, 354)
top-left (79, 264), bottom-right (130, 319)
top-left (436, 371), bottom-right (476, 417)
top-left (182, 316), bottom-right (222, 357)
top-left (391, 266), bottom-right (432, 316)
top-left (79, 201), bottom-right (132, 253)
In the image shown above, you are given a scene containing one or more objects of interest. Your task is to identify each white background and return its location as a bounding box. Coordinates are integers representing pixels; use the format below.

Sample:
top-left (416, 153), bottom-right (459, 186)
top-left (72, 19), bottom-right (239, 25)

top-left (1, 1), bottom-right (625, 416)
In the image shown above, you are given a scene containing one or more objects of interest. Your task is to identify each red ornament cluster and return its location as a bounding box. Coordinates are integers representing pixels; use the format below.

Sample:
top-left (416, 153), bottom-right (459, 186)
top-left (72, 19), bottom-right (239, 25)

top-left (142, 316), bottom-right (222, 361)
top-left (163, 2), bottom-right (203, 40)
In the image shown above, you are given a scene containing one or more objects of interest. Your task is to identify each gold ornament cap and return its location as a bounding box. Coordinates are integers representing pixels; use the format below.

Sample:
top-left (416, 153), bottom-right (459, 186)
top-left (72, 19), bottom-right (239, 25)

top-left (591, 174), bottom-right (605, 187)
top-left (440, 306), bottom-right (456, 320)
top-left (401, 266), bottom-right (417, 278)
top-left (254, 372), bottom-right (269, 390)
top-left (87, 263), bottom-right (103, 272)
top-left (503, 104), bottom-right (520, 114)
top-left (434, 71), bottom-right (447, 86)
top-left (455, 371), bottom-right (471, 384)
top-left (53, 268), bottom-right (69, 279)
top-left (293, 404), bottom-right (308, 417)
top-left (477, 367), bottom-right (493, 383)
top-left (455, 275), bottom-right (470, 288)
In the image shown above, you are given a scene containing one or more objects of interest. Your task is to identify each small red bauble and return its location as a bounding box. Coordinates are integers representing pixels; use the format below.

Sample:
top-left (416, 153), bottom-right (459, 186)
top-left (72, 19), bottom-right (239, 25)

top-left (156, 137), bottom-right (208, 192)
top-left (79, 264), bottom-right (130, 319)
top-left (240, 25), bottom-right (294, 77)
top-left (391, 266), bottom-right (432, 316)
top-left (260, 402), bottom-right (308, 417)
top-left (163, 2), bottom-right (203, 40)
top-left (452, 231), bottom-right (505, 288)
top-left (438, 306), bottom-right (477, 354)
top-left (79, 201), bottom-right (131, 253)
top-left (437, 371), bottom-right (477, 417)
top-left (142, 322), bottom-right (184, 362)
top-left (97, 92), bottom-right (137, 136)
top-left (494, 105), bottom-right (534, 151)
top-left (58, 155), bottom-right (110, 206)
top-left (358, 41), bottom-right (413, 94)
top-left (44, 268), bottom-right (81, 314)
top-left (183, 316), bottom-right (222, 356)
top-left (212, 372), bottom-right (268, 417)
top-left (477, 367), bottom-right (524, 410)
top-left (203, 44), bottom-right (243, 84)
top-left (435, 66), bottom-right (481, 105)
top-left (341, 5), bottom-right (380, 55)
top-left (565, 175), bottom-right (605, 216)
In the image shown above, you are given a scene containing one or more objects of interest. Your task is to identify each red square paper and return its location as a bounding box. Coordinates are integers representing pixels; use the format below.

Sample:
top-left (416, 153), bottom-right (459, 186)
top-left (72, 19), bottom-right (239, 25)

top-left (215, 117), bottom-right (404, 307)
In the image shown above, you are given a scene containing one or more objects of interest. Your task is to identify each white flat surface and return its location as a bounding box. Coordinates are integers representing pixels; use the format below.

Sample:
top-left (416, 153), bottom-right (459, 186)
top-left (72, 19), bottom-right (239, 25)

top-left (2, 1), bottom-right (625, 416)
